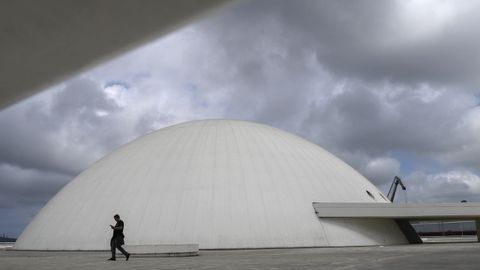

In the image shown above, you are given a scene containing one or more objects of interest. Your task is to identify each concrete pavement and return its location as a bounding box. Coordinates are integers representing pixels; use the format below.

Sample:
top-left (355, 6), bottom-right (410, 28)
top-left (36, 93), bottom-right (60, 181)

top-left (2, 243), bottom-right (480, 270)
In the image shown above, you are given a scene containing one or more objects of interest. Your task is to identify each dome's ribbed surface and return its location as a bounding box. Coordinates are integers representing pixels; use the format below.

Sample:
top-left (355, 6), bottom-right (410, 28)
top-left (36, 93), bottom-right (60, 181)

top-left (15, 120), bottom-right (406, 250)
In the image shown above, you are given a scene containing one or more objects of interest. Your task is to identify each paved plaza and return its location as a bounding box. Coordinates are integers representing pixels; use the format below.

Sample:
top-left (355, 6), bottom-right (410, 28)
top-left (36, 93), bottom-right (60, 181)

top-left (2, 243), bottom-right (480, 270)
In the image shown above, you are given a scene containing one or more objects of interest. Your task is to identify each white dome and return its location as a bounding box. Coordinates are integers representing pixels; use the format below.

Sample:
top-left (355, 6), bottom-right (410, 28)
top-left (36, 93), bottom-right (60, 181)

top-left (15, 120), bottom-right (406, 250)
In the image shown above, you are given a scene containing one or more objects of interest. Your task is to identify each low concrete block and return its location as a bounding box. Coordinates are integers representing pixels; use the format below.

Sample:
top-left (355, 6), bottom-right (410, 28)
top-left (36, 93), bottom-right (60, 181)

top-left (120, 244), bottom-right (199, 256)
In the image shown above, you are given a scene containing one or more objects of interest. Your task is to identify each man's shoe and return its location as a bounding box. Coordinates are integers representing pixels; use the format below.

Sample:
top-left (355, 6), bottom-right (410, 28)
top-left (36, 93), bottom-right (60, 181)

top-left (108, 258), bottom-right (116, 261)
top-left (126, 253), bottom-right (130, 261)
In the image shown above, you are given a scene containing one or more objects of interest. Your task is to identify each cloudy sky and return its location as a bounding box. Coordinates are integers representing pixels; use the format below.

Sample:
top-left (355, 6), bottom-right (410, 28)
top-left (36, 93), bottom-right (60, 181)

top-left (1, 0), bottom-right (480, 238)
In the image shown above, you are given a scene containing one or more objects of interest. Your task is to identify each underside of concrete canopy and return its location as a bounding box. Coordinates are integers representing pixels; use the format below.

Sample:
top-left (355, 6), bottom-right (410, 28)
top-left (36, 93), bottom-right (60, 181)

top-left (0, 0), bottom-right (234, 109)
top-left (313, 202), bottom-right (480, 244)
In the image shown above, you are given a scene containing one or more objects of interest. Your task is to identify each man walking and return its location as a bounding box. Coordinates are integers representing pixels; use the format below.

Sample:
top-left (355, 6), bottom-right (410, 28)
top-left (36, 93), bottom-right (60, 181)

top-left (108, 214), bottom-right (130, 261)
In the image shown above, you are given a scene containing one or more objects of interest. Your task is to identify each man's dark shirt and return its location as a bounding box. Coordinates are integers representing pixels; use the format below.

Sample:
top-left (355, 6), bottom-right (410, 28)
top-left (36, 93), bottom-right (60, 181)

top-left (113, 220), bottom-right (124, 238)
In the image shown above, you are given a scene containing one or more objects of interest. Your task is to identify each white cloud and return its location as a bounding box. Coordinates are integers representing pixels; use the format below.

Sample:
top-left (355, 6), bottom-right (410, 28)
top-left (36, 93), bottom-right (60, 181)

top-left (406, 170), bottom-right (480, 203)
top-left (393, 0), bottom-right (468, 43)
top-left (364, 157), bottom-right (401, 186)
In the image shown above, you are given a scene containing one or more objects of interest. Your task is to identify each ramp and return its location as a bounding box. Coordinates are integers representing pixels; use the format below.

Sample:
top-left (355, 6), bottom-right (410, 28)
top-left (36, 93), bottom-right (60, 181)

top-left (312, 202), bottom-right (480, 244)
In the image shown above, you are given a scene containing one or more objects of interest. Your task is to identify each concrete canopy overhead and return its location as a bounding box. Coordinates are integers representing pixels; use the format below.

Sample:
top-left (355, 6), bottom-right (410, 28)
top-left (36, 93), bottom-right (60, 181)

top-left (14, 120), bottom-right (408, 250)
top-left (0, 0), bottom-right (233, 109)
top-left (313, 202), bottom-right (480, 220)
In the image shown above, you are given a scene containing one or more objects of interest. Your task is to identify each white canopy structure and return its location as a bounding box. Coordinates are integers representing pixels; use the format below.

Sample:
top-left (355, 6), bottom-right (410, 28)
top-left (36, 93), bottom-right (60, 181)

top-left (15, 120), bottom-right (408, 250)
top-left (0, 0), bottom-right (233, 109)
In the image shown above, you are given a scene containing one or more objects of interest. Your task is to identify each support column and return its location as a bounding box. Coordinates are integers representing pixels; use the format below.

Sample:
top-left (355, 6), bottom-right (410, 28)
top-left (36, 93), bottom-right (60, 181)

top-left (395, 219), bottom-right (422, 244)
top-left (475, 219), bottom-right (480, 242)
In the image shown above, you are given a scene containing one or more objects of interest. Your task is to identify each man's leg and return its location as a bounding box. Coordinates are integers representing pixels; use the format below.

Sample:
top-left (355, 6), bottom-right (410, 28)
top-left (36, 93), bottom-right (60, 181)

top-left (115, 237), bottom-right (130, 260)
top-left (116, 243), bottom-right (129, 258)
top-left (110, 238), bottom-right (116, 260)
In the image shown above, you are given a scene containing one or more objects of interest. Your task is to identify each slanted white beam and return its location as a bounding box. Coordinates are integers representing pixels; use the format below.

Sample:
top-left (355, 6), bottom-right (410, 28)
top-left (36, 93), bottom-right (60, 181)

top-left (312, 202), bottom-right (480, 220)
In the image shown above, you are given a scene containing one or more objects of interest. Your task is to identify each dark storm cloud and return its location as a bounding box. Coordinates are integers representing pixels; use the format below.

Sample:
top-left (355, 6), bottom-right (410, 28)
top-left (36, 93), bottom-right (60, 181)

top-left (204, 0), bottom-right (480, 94)
top-left (51, 79), bottom-right (119, 120)
top-left (257, 0), bottom-right (480, 88)
top-left (301, 85), bottom-right (476, 155)
top-left (0, 207), bottom-right (40, 238)
top-left (0, 164), bottom-right (69, 237)
top-left (0, 79), bottom-right (123, 175)
top-left (404, 170), bottom-right (480, 203)
top-left (296, 83), bottom-right (480, 185)
top-left (0, 164), bottom-right (69, 209)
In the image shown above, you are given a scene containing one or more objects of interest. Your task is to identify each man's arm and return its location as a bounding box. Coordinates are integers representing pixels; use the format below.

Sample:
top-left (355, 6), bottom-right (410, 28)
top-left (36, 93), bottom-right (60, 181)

top-left (111, 221), bottom-right (124, 230)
